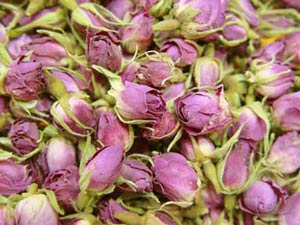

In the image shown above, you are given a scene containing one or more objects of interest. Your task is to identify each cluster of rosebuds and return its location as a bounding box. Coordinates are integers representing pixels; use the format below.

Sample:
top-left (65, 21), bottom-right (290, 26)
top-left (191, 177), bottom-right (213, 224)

top-left (0, 0), bottom-right (300, 225)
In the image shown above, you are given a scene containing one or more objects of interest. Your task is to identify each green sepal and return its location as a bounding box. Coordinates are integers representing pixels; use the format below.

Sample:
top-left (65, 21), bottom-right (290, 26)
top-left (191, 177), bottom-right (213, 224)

top-left (58, 0), bottom-right (78, 11)
top-left (39, 188), bottom-right (65, 215)
top-left (0, 43), bottom-right (12, 66)
top-left (116, 176), bottom-right (138, 192)
top-left (9, 7), bottom-right (66, 38)
top-left (44, 68), bottom-right (68, 99)
top-left (159, 201), bottom-right (193, 209)
top-left (79, 136), bottom-right (96, 175)
top-left (166, 128), bottom-right (183, 152)
top-left (0, 148), bottom-right (14, 160)
top-left (149, 0), bottom-right (172, 17)
top-left (26, 0), bottom-right (45, 16)
top-left (42, 124), bottom-right (60, 138)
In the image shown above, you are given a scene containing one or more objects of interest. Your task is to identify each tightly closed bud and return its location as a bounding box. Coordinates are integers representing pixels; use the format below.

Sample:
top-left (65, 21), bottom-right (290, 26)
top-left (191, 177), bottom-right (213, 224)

top-left (231, 0), bottom-right (259, 27)
top-left (43, 166), bottom-right (80, 211)
top-left (9, 119), bottom-right (39, 155)
top-left (21, 37), bottom-right (68, 66)
top-left (278, 192), bottom-right (300, 225)
top-left (5, 58), bottom-right (45, 101)
top-left (266, 132), bottom-right (300, 174)
top-left (175, 88), bottom-right (232, 136)
top-left (96, 112), bottom-right (130, 148)
top-left (251, 40), bottom-right (285, 62)
top-left (107, 0), bottom-right (134, 19)
top-left (14, 194), bottom-right (60, 225)
top-left (119, 159), bottom-right (153, 192)
top-left (229, 108), bottom-right (267, 142)
top-left (98, 199), bottom-right (128, 224)
top-left (160, 38), bottom-right (197, 67)
top-left (143, 111), bottom-right (179, 140)
top-left (0, 159), bottom-right (32, 195)
top-left (0, 206), bottom-right (15, 225)
top-left (152, 153), bottom-right (199, 202)
top-left (272, 91), bottom-right (300, 131)
top-left (39, 137), bottom-right (77, 175)
top-left (247, 61), bottom-right (294, 99)
top-left (86, 31), bottom-right (122, 72)
top-left (239, 178), bottom-right (287, 215)
top-left (222, 140), bottom-right (252, 188)
top-left (82, 145), bottom-right (124, 191)
top-left (7, 34), bottom-right (32, 59)
top-left (120, 12), bottom-right (154, 53)
top-left (193, 57), bottom-right (222, 87)
top-left (116, 82), bottom-right (166, 121)
top-left (51, 97), bottom-right (96, 137)
top-left (136, 61), bottom-right (171, 88)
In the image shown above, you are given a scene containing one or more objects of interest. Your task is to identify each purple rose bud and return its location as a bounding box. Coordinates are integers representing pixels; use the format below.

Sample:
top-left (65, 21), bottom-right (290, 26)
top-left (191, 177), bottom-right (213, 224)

top-left (152, 153), bottom-right (199, 202)
top-left (52, 97), bottom-right (96, 136)
top-left (160, 38), bottom-right (197, 67)
top-left (281, 0), bottom-right (300, 9)
top-left (7, 34), bottom-right (33, 59)
top-left (283, 32), bottom-right (300, 69)
top-left (162, 82), bottom-right (185, 101)
top-left (83, 145), bottom-right (124, 191)
top-left (155, 212), bottom-right (177, 225)
top-left (229, 108), bottom-right (267, 142)
top-left (119, 159), bottom-right (153, 192)
top-left (193, 57), bottom-right (222, 87)
top-left (278, 192), bottom-right (300, 225)
top-left (200, 185), bottom-right (224, 209)
top-left (251, 40), bottom-right (285, 62)
top-left (266, 132), bottom-right (300, 174)
top-left (96, 112), bottom-right (130, 148)
top-left (5, 58), bottom-right (45, 101)
top-left (9, 119), bottom-right (39, 155)
top-left (120, 63), bottom-right (139, 84)
top-left (39, 137), bottom-right (77, 175)
top-left (222, 140), bottom-right (252, 188)
top-left (86, 31), bottom-right (122, 72)
top-left (48, 70), bottom-right (87, 94)
top-left (116, 82), bottom-right (166, 121)
top-left (143, 111), bottom-right (179, 140)
top-left (0, 206), bottom-right (15, 225)
top-left (239, 178), bottom-right (287, 215)
top-left (272, 91), bottom-right (300, 131)
top-left (247, 61), bottom-right (294, 99)
top-left (14, 194), bottom-right (60, 225)
top-left (43, 166), bottom-right (80, 212)
top-left (233, 0), bottom-right (259, 27)
top-left (120, 11), bottom-right (154, 53)
top-left (221, 14), bottom-right (247, 44)
top-left (136, 61), bottom-right (171, 88)
top-left (180, 135), bottom-right (215, 161)
top-left (0, 159), bottom-right (32, 195)
top-left (175, 88), bottom-right (232, 136)
top-left (99, 199), bottom-right (128, 224)
top-left (21, 37), bottom-right (68, 66)
top-left (107, 0), bottom-right (134, 19)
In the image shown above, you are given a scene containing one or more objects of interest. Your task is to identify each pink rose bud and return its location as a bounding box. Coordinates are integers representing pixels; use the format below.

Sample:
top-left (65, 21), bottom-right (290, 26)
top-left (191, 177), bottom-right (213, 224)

top-left (7, 34), bottom-right (32, 59)
top-left (239, 178), bottom-right (287, 215)
top-left (175, 88), bottom-right (232, 136)
top-left (9, 119), bottom-right (39, 155)
top-left (0, 206), bottom-right (15, 225)
top-left (160, 38), bottom-right (198, 67)
top-left (120, 11), bottom-right (154, 53)
top-left (283, 32), bottom-right (300, 69)
top-left (98, 199), bottom-right (128, 224)
top-left (107, 0), bottom-right (134, 19)
top-left (152, 153), bottom-right (199, 202)
top-left (96, 111), bottom-right (130, 148)
top-left (82, 145), bottom-right (124, 191)
top-left (119, 159), bottom-right (153, 192)
top-left (278, 192), bottom-right (300, 225)
top-left (5, 58), bottom-right (45, 101)
top-left (116, 82), bottom-right (166, 121)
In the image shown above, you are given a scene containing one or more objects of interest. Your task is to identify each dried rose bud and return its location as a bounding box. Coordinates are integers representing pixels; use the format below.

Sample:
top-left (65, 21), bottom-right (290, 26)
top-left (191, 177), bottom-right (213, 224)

top-left (120, 63), bottom-right (139, 84)
top-left (272, 91), bottom-right (300, 131)
top-left (98, 199), bottom-right (128, 224)
top-left (230, 0), bottom-right (259, 27)
top-left (281, 0), bottom-right (300, 10)
top-left (107, 0), bottom-right (134, 19)
top-left (82, 145), bottom-right (124, 191)
top-left (9, 119), bottom-right (39, 155)
top-left (152, 153), bottom-right (199, 202)
top-left (278, 192), bottom-right (300, 225)
top-left (96, 112), bottom-right (131, 148)
top-left (86, 31), bottom-right (122, 72)
top-left (43, 166), bottom-right (80, 212)
top-left (251, 40), bottom-right (285, 62)
top-left (5, 58), bottom-right (45, 101)
top-left (51, 97), bottom-right (96, 137)
top-left (120, 11), bottom-right (154, 53)
top-left (229, 108), bottom-right (267, 142)
top-left (14, 194), bottom-right (60, 225)
top-left (116, 82), bottom-right (166, 121)
top-left (0, 206), bottom-right (15, 225)
top-left (7, 34), bottom-right (33, 59)
top-left (283, 32), bottom-right (300, 69)
top-left (119, 159), bottom-right (153, 192)
top-left (239, 178), bottom-right (287, 215)
top-left (175, 88), bottom-right (232, 136)
top-left (160, 38), bottom-right (197, 67)
top-left (200, 185), bottom-right (224, 209)
top-left (0, 159), bottom-right (32, 195)
top-left (266, 132), bottom-right (300, 174)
